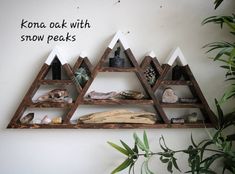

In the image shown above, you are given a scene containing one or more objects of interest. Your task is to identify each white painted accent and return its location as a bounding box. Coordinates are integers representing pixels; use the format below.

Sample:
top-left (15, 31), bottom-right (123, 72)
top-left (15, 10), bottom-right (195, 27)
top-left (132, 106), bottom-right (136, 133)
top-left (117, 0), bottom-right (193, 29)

top-left (45, 47), bottom-right (67, 65)
top-left (147, 51), bottom-right (156, 58)
top-left (165, 47), bottom-right (188, 66)
top-left (80, 51), bottom-right (87, 58)
top-left (108, 31), bottom-right (130, 50)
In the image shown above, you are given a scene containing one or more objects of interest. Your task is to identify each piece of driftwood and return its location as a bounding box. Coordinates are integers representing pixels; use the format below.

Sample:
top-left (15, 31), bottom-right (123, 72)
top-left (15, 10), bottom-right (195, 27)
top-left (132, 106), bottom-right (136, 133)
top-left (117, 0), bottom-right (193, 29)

top-left (78, 109), bottom-right (156, 124)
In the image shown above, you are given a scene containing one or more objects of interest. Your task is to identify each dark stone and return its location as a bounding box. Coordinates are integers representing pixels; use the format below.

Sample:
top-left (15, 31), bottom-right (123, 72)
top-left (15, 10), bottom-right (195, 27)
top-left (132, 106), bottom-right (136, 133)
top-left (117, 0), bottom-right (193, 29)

top-left (52, 57), bottom-right (61, 80)
top-left (109, 47), bottom-right (125, 67)
top-left (172, 65), bottom-right (182, 80)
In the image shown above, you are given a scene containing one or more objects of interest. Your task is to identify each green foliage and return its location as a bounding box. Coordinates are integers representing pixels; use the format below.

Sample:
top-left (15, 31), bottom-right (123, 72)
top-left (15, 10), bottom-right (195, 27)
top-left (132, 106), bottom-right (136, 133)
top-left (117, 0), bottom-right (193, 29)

top-left (108, 102), bottom-right (235, 173)
top-left (202, 12), bottom-right (235, 103)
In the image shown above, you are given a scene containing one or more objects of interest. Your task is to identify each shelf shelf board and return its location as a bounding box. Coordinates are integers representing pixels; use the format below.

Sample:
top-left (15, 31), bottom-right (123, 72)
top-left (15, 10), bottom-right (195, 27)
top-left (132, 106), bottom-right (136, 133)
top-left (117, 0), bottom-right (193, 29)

top-left (27, 101), bottom-right (74, 108)
top-left (99, 67), bottom-right (137, 72)
top-left (8, 122), bottom-right (213, 129)
top-left (82, 99), bottom-right (154, 105)
top-left (160, 80), bottom-right (193, 85)
top-left (160, 102), bottom-right (203, 108)
top-left (39, 80), bottom-right (73, 85)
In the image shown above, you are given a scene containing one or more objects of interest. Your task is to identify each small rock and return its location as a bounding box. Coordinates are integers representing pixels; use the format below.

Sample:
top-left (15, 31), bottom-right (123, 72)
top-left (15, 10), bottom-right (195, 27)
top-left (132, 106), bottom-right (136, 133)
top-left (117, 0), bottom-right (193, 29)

top-left (187, 112), bottom-right (198, 123)
top-left (171, 118), bottom-right (184, 124)
top-left (52, 117), bottom-right (62, 124)
top-left (162, 88), bottom-right (178, 103)
top-left (118, 90), bottom-right (144, 99)
top-left (20, 113), bottom-right (34, 124)
top-left (41, 115), bottom-right (51, 124)
top-left (32, 119), bottom-right (41, 124)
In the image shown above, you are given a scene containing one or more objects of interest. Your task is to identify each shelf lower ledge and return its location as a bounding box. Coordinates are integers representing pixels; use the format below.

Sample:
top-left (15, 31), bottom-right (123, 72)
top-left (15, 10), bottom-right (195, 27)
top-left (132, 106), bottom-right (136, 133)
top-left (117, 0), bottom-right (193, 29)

top-left (7, 122), bottom-right (214, 129)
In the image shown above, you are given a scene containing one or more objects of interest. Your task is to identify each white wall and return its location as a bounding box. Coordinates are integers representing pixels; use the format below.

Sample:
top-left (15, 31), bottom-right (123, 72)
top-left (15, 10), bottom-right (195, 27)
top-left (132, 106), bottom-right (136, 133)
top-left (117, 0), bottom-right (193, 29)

top-left (0, 0), bottom-right (234, 174)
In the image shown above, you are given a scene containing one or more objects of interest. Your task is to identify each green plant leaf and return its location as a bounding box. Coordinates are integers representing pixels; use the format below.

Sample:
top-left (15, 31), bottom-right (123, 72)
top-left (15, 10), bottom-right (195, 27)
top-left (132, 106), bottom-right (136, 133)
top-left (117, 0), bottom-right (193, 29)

top-left (215, 99), bottom-right (224, 129)
top-left (214, 0), bottom-right (224, 9)
top-left (133, 133), bottom-right (147, 152)
top-left (167, 161), bottom-right (173, 173)
top-left (191, 134), bottom-right (197, 148)
top-left (111, 158), bottom-right (133, 174)
top-left (120, 140), bottom-right (134, 155)
top-left (172, 157), bottom-right (181, 172)
top-left (128, 162), bottom-right (134, 174)
top-left (160, 156), bottom-right (169, 163)
top-left (143, 131), bottom-right (150, 150)
top-left (108, 141), bottom-right (129, 156)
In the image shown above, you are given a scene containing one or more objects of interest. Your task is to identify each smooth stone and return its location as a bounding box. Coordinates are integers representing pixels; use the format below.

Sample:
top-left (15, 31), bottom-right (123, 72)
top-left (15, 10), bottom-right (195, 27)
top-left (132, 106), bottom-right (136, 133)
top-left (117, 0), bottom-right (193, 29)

top-left (162, 88), bottom-right (178, 103)
top-left (20, 113), bottom-right (34, 124)
top-left (32, 119), bottom-right (41, 124)
top-left (41, 115), bottom-right (51, 124)
top-left (187, 112), bottom-right (198, 123)
top-left (37, 89), bottom-right (69, 102)
top-left (171, 118), bottom-right (184, 124)
top-left (52, 117), bottom-right (62, 124)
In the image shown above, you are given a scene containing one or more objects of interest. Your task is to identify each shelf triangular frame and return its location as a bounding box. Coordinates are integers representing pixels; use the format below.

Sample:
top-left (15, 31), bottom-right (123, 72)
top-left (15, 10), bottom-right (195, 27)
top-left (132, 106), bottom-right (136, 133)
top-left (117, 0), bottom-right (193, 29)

top-left (7, 47), bottom-right (81, 128)
top-left (152, 47), bottom-right (217, 125)
top-left (63, 31), bottom-right (170, 124)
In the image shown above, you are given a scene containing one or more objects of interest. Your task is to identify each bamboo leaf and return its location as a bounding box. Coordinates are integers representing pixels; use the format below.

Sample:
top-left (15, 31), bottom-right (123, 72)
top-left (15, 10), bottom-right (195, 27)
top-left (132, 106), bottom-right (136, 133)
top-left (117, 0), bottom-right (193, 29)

top-left (172, 157), bottom-right (181, 172)
top-left (191, 134), bottom-right (197, 148)
top-left (143, 131), bottom-right (150, 150)
top-left (167, 161), bottom-right (173, 173)
top-left (108, 141), bottom-right (129, 156)
top-left (160, 156), bottom-right (169, 163)
top-left (111, 158), bottom-right (133, 174)
top-left (120, 140), bottom-right (134, 155)
top-left (133, 133), bottom-right (147, 152)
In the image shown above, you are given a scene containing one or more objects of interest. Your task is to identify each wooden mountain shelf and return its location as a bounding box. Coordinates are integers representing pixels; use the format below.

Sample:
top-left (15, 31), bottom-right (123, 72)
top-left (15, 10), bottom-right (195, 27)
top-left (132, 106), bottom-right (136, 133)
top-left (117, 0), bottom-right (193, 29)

top-left (7, 32), bottom-right (217, 129)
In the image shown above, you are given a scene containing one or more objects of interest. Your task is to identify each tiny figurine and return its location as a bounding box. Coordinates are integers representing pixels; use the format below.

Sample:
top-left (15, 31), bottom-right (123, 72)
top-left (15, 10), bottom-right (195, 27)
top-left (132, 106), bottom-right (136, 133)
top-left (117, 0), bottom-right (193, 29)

top-left (52, 57), bottom-right (61, 80)
top-left (109, 47), bottom-right (125, 67)
top-left (162, 88), bottom-right (178, 103)
top-left (20, 113), bottom-right (34, 124)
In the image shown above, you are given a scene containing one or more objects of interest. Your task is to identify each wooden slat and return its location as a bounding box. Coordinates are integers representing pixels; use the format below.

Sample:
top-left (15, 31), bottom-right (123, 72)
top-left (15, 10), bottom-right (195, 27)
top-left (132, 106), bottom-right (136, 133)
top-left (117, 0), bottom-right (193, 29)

top-left (82, 99), bottom-right (154, 105)
top-left (99, 67), bottom-right (137, 72)
top-left (161, 80), bottom-right (193, 85)
top-left (160, 102), bottom-right (203, 108)
top-left (26, 101), bottom-right (74, 108)
top-left (39, 80), bottom-right (73, 85)
top-left (8, 122), bottom-right (214, 129)
top-left (73, 57), bottom-right (84, 72)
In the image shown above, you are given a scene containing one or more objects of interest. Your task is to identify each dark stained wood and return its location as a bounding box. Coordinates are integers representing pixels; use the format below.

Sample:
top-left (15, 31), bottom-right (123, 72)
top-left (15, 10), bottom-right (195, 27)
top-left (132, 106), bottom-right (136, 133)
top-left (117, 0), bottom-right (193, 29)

top-left (63, 48), bottom-right (113, 123)
top-left (124, 48), bottom-right (170, 124)
top-left (39, 80), bottom-right (73, 85)
top-left (83, 57), bottom-right (93, 73)
top-left (160, 102), bottom-right (204, 108)
top-left (152, 64), bottom-right (171, 92)
top-left (8, 122), bottom-right (214, 129)
top-left (140, 56), bottom-right (152, 69)
top-left (63, 63), bottom-right (82, 93)
top-left (82, 99), bottom-right (154, 105)
top-left (161, 80), bottom-right (193, 85)
top-left (73, 57), bottom-right (84, 72)
top-left (7, 63), bottom-right (50, 127)
top-left (99, 67), bottom-right (137, 72)
top-left (182, 65), bottom-right (217, 125)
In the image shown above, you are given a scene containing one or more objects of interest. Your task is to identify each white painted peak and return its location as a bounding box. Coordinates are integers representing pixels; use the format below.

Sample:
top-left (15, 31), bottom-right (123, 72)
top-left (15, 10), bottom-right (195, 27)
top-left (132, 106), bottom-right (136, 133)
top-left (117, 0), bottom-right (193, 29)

top-left (165, 47), bottom-right (188, 66)
top-left (45, 47), bottom-right (67, 65)
top-left (80, 51), bottom-right (87, 58)
top-left (147, 51), bottom-right (156, 58)
top-left (108, 31), bottom-right (130, 50)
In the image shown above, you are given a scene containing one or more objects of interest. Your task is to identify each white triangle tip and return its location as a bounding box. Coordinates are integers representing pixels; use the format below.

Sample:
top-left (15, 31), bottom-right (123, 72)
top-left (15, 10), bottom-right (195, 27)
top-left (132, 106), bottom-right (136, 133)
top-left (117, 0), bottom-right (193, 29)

top-left (45, 47), bottom-right (67, 65)
top-left (108, 31), bottom-right (130, 50)
top-left (147, 51), bottom-right (156, 58)
top-left (80, 52), bottom-right (87, 58)
top-left (165, 47), bottom-right (188, 66)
